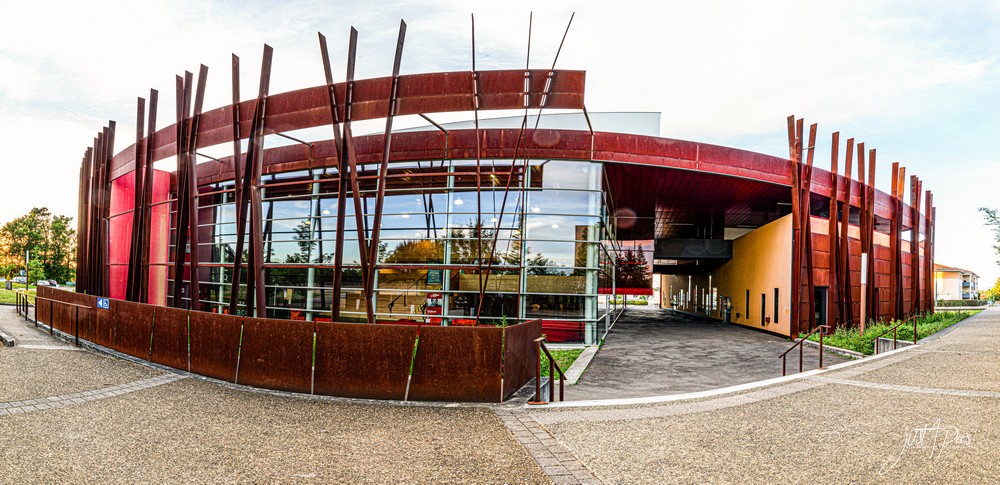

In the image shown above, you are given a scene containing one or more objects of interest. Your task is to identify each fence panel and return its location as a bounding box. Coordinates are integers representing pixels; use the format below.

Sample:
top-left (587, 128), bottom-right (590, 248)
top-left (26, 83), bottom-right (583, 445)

top-left (502, 320), bottom-right (542, 399)
top-left (237, 318), bottom-right (314, 393)
top-left (150, 306), bottom-right (190, 371)
top-left (114, 300), bottom-right (155, 360)
top-left (408, 325), bottom-right (504, 402)
top-left (314, 323), bottom-right (418, 401)
top-left (189, 312), bottom-right (243, 383)
top-left (36, 290), bottom-right (51, 326)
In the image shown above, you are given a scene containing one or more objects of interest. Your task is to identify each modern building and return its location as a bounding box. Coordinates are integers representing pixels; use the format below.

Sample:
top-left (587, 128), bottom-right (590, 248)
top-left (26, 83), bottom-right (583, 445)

top-left (934, 264), bottom-right (979, 301)
top-left (73, 27), bottom-right (936, 346)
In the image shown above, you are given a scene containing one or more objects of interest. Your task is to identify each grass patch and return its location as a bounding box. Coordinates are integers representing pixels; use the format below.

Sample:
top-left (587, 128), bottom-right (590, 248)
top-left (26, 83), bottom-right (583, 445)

top-left (803, 310), bottom-right (980, 355)
top-left (540, 348), bottom-right (584, 378)
top-left (0, 287), bottom-right (36, 305)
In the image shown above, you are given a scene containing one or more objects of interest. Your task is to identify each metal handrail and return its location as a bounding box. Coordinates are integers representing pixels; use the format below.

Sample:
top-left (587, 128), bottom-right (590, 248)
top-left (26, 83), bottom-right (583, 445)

top-left (780, 324), bottom-right (831, 376)
top-left (528, 337), bottom-right (565, 404)
top-left (30, 295), bottom-right (91, 347)
top-left (872, 315), bottom-right (918, 354)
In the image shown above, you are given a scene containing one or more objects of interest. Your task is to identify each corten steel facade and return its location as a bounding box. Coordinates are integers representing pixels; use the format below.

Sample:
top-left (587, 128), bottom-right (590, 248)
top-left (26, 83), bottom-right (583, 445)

top-left (75, 24), bottom-right (935, 343)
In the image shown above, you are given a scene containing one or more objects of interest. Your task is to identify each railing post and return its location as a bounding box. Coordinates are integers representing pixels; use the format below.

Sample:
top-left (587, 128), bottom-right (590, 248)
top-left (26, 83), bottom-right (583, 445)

top-left (549, 357), bottom-right (555, 402)
top-left (782, 355), bottom-right (787, 376)
top-left (74, 305), bottom-right (80, 347)
top-left (893, 326), bottom-right (897, 350)
top-left (818, 326), bottom-right (824, 370)
top-left (798, 339), bottom-right (803, 374)
top-left (49, 300), bottom-right (53, 335)
top-left (913, 316), bottom-right (917, 344)
top-left (528, 338), bottom-right (544, 405)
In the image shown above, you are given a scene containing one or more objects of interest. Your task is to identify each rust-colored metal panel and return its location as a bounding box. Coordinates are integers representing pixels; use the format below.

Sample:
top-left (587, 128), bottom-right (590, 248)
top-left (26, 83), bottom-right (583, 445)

top-left (314, 323), bottom-right (417, 400)
top-left (409, 325), bottom-right (503, 402)
top-left (150, 306), bottom-right (190, 370)
top-left (52, 300), bottom-right (74, 334)
top-left (36, 295), bottom-right (51, 326)
top-left (92, 298), bottom-right (115, 348)
top-left (189, 312), bottom-right (243, 383)
top-left (114, 300), bottom-right (155, 360)
top-left (236, 317), bottom-right (314, 394)
top-left (502, 320), bottom-right (542, 400)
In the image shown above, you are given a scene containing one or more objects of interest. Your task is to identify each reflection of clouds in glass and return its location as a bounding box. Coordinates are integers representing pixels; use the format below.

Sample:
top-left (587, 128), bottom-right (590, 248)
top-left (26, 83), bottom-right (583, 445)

top-left (536, 161), bottom-right (599, 190)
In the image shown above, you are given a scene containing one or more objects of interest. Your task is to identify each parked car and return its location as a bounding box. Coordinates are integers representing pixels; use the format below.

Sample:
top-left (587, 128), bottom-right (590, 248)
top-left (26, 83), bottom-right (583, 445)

top-left (46, 279), bottom-right (59, 287)
top-left (0, 278), bottom-right (7, 284)
top-left (35, 280), bottom-right (51, 287)
top-left (12, 276), bottom-right (26, 284)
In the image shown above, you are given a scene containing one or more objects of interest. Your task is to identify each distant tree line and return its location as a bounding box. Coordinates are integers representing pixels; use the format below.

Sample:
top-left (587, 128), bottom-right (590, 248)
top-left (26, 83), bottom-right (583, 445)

top-left (0, 207), bottom-right (77, 283)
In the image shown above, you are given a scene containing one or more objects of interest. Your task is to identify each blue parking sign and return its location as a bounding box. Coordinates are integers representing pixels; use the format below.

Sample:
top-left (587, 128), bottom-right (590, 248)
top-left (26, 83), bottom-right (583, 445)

top-left (97, 298), bottom-right (110, 310)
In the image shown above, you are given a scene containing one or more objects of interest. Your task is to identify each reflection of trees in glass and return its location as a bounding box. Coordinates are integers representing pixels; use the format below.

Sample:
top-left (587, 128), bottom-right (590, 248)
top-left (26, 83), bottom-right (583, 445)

top-left (614, 245), bottom-right (651, 289)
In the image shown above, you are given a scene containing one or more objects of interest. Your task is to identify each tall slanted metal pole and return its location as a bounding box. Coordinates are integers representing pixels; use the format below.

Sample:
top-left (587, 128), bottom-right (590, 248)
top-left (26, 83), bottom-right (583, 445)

top-left (365, 20), bottom-right (407, 324)
top-left (318, 32), bottom-right (348, 322)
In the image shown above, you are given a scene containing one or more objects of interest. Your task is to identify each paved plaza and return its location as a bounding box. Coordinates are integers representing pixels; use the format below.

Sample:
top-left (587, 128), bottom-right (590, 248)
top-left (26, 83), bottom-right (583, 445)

top-left (1, 305), bottom-right (998, 483)
top-left (568, 308), bottom-right (850, 400)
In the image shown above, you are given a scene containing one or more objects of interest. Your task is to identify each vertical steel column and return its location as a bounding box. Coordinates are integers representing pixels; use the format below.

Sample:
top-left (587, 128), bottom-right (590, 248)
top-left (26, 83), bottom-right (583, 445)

top-left (126, 97), bottom-right (147, 302)
top-left (911, 177), bottom-right (922, 314)
top-left (170, 73), bottom-right (193, 308)
top-left (787, 116), bottom-right (802, 336)
top-left (840, 138), bottom-right (855, 325)
top-left (100, 123), bottom-right (116, 297)
top-left (78, 147), bottom-right (93, 293)
top-left (929, 202), bottom-right (936, 313)
top-left (139, 90), bottom-right (158, 304)
top-left (185, 65), bottom-right (209, 311)
top-left (924, 190), bottom-right (934, 312)
top-left (249, 46), bottom-right (273, 317)
top-left (888, 162), bottom-right (899, 320)
top-left (228, 54), bottom-right (244, 314)
top-left (827, 132), bottom-right (840, 327)
top-left (802, 124), bottom-right (817, 330)
top-left (866, 148), bottom-right (878, 322)
top-left (895, 166), bottom-right (906, 319)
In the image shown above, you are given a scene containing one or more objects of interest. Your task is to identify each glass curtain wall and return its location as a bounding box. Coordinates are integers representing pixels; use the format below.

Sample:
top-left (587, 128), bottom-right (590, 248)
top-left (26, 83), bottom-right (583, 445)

top-left (167, 158), bottom-right (609, 344)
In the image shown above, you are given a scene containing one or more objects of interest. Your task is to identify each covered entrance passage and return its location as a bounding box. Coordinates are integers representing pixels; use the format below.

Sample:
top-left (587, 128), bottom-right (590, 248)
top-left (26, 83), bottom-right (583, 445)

top-left (566, 308), bottom-right (849, 401)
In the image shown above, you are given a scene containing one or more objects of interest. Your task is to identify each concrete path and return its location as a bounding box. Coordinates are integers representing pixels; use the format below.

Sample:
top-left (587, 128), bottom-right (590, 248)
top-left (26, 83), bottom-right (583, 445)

top-left (0, 307), bottom-right (548, 483)
top-left (3, 304), bottom-right (998, 483)
top-left (568, 309), bottom-right (850, 400)
top-left (530, 308), bottom-right (1000, 483)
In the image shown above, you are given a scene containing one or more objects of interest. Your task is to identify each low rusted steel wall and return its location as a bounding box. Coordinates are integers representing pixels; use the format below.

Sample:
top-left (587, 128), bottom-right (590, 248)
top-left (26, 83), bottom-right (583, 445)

top-left (503, 319), bottom-right (543, 399)
top-left (35, 289), bottom-right (541, 402)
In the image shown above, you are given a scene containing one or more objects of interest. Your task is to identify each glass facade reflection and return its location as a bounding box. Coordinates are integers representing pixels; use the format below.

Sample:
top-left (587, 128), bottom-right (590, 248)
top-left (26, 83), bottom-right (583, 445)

top-left (168, 159), bottom-right (617, 344)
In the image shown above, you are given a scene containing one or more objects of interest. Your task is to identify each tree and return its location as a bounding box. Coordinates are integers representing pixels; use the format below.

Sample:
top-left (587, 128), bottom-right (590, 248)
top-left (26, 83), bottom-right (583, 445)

top-left (983, 278), bottom-right (1000, 303)
top-left (0, 207), bottom-right (77, 282)
top-left (614, 245), bottom-right (651, 289)
top-left (980, 207), bottom-right (1000, 268)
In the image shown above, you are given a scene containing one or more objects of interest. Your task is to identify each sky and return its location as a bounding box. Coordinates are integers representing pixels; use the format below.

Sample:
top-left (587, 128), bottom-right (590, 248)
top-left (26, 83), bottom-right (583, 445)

top-left (1, 0), bottom-right (998, 287)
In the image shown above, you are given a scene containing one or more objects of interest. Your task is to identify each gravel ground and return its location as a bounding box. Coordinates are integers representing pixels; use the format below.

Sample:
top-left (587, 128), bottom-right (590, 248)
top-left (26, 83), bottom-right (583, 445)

top-left (0, 378), bottom-right (547, 483)
top-left (545, 383), bottom-right (1000, 483)
top-left (0, 347), bottom-right (159, 402)
top-left (851, 349), bottom-right (1000, 391)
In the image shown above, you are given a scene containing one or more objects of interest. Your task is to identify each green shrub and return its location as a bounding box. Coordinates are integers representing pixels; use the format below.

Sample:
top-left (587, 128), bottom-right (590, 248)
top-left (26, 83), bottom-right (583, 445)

top-left (803, 311), bottom-right (978, 355)
top-left (936, 299), bottom-right (987, 307)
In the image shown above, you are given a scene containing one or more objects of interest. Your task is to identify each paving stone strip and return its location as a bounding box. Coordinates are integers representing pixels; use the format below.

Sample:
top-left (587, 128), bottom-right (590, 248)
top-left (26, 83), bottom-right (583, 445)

top-left (531, 379), bottom-right (821, 426)
top-left (0, 374), bottom-right (185, 417)
top-left (814, 376), bottom-right (1000, 398)
top-left (494, 408), bottom-right (604, 484)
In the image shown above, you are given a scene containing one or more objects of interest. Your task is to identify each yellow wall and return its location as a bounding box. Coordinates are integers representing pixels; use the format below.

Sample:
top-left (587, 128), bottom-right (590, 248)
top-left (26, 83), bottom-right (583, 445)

top-left (661, 214), bottom-right (793, 336)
